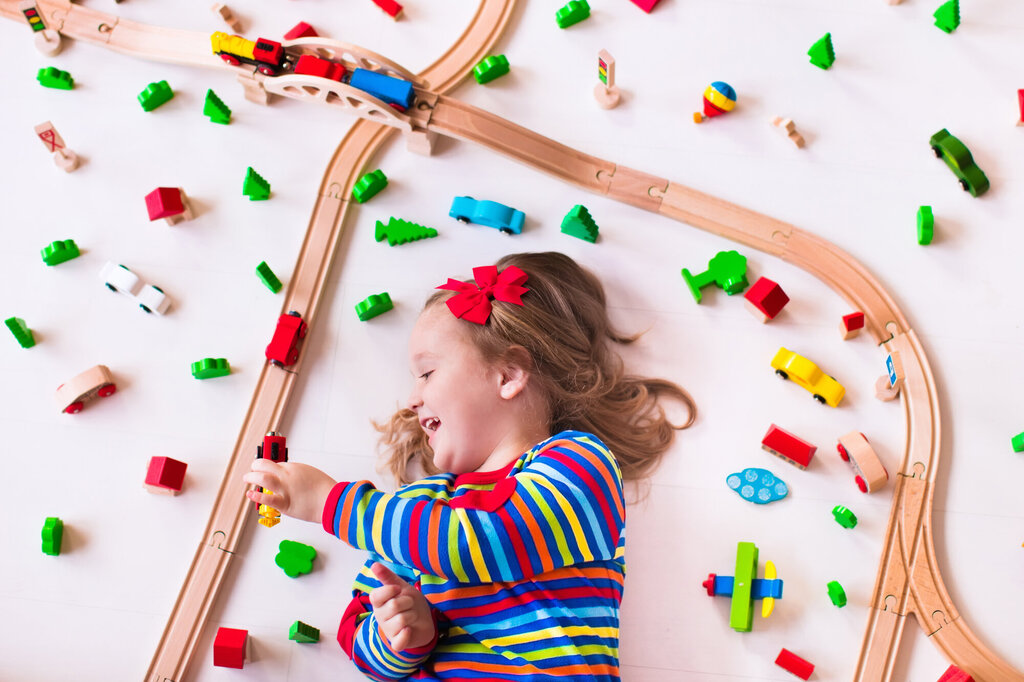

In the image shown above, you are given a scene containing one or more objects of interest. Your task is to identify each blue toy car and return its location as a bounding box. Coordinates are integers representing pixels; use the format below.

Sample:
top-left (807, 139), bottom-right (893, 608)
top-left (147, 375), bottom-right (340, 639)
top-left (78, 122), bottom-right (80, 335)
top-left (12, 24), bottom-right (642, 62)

top-left (449, 196), bottom-right (525, 235)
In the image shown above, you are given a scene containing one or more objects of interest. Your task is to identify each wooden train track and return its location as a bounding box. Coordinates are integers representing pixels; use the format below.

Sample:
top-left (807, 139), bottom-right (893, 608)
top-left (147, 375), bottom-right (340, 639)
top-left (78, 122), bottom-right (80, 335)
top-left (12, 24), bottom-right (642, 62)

top-left (2, 1), bottom-right (1017, 679)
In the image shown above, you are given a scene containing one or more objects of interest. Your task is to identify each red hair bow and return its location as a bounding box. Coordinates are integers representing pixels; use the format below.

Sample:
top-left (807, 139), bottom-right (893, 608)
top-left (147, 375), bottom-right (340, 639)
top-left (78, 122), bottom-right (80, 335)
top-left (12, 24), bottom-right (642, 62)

top-left (435, 265), bottom-right (530, 325)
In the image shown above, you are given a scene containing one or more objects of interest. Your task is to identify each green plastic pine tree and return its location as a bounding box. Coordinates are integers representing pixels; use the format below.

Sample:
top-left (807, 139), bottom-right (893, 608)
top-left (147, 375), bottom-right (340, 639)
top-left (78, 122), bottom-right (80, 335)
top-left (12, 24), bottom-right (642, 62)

top-left (203, 89), bottom-right (231, 124)
top-left (933, 0), bottom-right (960, 33)
top-left (243, 167), bottom-right (270, 200)
top-left (560, 205), bottom-right (599, 243)
top-left (808, 33), bottom-right (835, 70)
top-left (374, 217), bottom-right (438, 246)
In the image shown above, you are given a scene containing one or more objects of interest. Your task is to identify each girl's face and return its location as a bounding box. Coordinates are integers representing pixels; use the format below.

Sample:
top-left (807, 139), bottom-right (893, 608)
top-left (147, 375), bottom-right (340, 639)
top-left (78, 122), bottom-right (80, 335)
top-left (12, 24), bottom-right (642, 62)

top-left (406, 304), bottom-right (518, 474)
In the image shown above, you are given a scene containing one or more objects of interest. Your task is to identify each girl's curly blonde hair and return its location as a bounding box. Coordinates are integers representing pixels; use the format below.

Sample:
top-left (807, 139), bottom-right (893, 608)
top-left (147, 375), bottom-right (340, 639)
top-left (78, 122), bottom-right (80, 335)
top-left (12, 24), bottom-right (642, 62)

top-left (375, 251), bottom-right (696, 486)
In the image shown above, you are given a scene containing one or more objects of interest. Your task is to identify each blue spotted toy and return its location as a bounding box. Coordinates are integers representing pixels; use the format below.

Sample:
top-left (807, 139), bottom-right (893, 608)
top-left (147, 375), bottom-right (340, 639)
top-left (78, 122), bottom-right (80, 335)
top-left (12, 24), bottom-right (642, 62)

top-left (727, 467), bottom-right (788, 504)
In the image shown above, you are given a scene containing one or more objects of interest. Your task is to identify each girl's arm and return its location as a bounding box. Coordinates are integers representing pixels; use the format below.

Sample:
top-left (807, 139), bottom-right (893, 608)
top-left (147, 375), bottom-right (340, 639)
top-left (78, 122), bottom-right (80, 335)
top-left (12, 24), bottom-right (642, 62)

top-left (339, 558), bottom-right (443, 682)
top-left (322, 435), bottom-right (625, 584)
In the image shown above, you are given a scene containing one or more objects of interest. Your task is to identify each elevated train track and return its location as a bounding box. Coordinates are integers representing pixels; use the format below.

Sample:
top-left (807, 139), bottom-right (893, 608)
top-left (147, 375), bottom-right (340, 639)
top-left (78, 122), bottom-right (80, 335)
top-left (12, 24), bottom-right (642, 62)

top-left (2, 1), bottom-right (1017, 679)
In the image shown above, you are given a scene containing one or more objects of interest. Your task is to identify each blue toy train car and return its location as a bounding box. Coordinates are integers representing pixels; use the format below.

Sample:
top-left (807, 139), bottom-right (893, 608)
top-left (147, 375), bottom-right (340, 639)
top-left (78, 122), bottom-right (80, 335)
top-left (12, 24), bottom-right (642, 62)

top-left (349, 68), bottom-right (415, 112)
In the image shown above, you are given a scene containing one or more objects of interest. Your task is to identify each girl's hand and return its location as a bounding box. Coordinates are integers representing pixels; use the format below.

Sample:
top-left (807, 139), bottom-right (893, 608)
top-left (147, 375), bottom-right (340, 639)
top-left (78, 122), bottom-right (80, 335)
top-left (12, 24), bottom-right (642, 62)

top-left (369, 562), bottom-right (436, 652)
top-left (243, 461), bottom-right (337, 524)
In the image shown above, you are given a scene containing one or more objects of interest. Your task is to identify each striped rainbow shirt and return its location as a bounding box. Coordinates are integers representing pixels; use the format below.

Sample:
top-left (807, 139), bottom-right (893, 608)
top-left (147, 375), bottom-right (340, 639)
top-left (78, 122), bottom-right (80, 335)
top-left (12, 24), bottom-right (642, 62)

top-left (322, 430), bottom-right (626, 681)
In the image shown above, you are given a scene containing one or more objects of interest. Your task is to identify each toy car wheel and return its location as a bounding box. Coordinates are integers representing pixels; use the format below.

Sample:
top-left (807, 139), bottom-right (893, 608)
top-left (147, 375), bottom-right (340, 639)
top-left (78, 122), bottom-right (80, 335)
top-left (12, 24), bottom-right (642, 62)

top-left (931, 146), bottom-right (942, 158)
top-left (258, 65), bottom-right (276, 76)
top-left (298, 323), bottom-right (308, 339)
top-left (837, 443), bottom-right (850, 461)
top-left (882, 466), bottom-right (890, 481)
top-left (98, 383), bottom-right (116, 398)
top-left (959, 178), bottom-right (970, 192)
top-left (499, 228), bottom-right (514, 236)
top-left (152, 286), bottom-right (164, 293)
top-left (775, 369), bottom-right (789, 380)
top-left (454, 216), bottom-right (469, 224)
top-left (269, 359), bottom-right (282, 368)
top-left (287, 310), bottom-right (301, 318)
top-left (139, 304), bottom-right (153, 314)
top-left (105, 283), bottom-right (118, 293)
top-left (813, 394), bottom-right (826, 405)
top-left (65, 401), bottom-right (84, 414)
top-left (220, 54), bottom-right (241, 67)
top-left (855, 475), bottom-right (868, 493)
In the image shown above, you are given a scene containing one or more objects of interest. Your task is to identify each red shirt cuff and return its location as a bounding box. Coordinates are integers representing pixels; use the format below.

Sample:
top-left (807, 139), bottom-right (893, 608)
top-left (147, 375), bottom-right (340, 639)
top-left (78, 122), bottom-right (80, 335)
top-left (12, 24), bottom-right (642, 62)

top-left (322, 481), bottom-right (349, 535)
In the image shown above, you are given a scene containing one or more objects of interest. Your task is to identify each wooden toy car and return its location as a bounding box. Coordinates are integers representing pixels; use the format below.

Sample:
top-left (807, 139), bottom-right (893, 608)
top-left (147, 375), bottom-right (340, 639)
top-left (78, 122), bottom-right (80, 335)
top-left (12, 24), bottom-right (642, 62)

top-left (55, 364), bottom-right (116, 414)
top-left (770, 347), bottom-right (845, 407)
top-left (449, 196), bottom-right (525, 235)
top-left (837, 431), bottom-right (889, 493)
top-left (265, 311), bottom-right (307, 367)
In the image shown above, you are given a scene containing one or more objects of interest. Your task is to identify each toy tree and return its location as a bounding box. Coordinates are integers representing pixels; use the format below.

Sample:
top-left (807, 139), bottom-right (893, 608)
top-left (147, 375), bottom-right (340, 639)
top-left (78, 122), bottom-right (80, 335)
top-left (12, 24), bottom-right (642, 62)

top-left (560, 204), bottom-right (599, 242)
top-left (933, 0), bottom-right (960, 33)
top-left (374, 217), bottom-right (438, 246)
top-left (243, 167), bottom-right (270, 200)
top-left (681, 250), bottom-right (749, 303)
top-left (204, 89), bottom-right (231, 124)
top-left (808, 33), bottom-right (835, 70)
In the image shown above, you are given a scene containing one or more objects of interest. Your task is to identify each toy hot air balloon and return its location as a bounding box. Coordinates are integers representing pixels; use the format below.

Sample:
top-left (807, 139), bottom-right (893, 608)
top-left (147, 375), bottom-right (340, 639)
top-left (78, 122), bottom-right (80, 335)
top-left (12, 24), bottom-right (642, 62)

top-left (694, 81), bottom-right (736, 123)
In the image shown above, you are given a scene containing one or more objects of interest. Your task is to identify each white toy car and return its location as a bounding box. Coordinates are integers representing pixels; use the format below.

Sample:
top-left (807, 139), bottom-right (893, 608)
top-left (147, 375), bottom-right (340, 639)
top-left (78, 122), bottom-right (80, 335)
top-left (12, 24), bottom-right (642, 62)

top-left (99, 262), bottom-right (170, 314)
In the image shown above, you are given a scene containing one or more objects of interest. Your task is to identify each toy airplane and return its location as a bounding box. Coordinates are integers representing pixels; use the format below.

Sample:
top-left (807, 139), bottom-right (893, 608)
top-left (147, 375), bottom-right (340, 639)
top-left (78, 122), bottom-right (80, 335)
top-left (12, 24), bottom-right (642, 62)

top-left (701, 541), bottom-right (784, 632)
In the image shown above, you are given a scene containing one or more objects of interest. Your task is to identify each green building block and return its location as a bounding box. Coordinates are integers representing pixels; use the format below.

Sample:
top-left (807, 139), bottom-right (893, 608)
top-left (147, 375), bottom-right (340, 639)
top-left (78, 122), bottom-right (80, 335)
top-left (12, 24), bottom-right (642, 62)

top-left (276, 540), bottom-right (317, 578)
top-left (473, 54), bottom-right (510, 85)
top-left (1012, 431), bottom-right (1024, 453)
top-left (917, 206), bottom-right (934, 245)
top-left (352, 169), bottom-right (388, 203)
top-left (41, 239), bottom-right (80, 266)
top-left (355, 292), bottom-right (394, 321)
top-left (561, 204), bottom-right (599, 243)
top-left (556, 0), bottom-right (590, 28)
top-left (256, 261), bottom-right (283, 293)
top-left (5, 317), bottom-right (35, 348)
top-left (42, 517), bottom-right (63, 556)
top-left (729, 541), bottom-right (758, 632)
top-left (680, 250), bottom-right (748, 303)
top-left (832, 504), bottom-right (858, 529)
top-left (934, 0), bottom-right (960, 33)
top-left (374, 216), bottom-right (438, 246)
top-left (138, 80), bottom-right (174, 112)
top-left (203, 88), bottom-right (231, 124)
top-left (289, 620), bottom-right (320, 643)
top-left (808, 33), bottom-right (835, 70)
top-left (243, 166), bottom-right (271, 200)
top-left (37, 66), bottom-right (73, 90)
top-left (190, 357), bottom-right (231, 379)
top-left (827, 580), bottom-right (848, 608)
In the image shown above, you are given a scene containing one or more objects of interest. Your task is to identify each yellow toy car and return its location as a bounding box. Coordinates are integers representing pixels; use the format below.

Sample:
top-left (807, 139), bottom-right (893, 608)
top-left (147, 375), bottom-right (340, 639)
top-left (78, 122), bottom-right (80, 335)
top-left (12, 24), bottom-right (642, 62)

top-left (770, 347), bottom-right (845, 407)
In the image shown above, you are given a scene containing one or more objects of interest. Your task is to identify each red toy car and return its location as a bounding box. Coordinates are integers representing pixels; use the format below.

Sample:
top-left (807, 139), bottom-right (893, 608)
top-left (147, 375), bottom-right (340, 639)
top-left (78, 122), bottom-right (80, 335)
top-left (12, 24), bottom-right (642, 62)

top-left (266, 311), bottom-right (308, 367)
top-left (293, 54), bottom-right (346, 82)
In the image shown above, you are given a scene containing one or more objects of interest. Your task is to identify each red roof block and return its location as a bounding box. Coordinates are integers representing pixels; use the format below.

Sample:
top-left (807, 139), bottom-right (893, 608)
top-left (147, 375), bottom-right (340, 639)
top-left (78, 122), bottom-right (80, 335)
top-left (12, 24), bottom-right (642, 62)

top-left (284, 21), bottom-right (318, 40)
top-left (213, 627), bottom-right (248, 669)
top-left (629, 0), bottom-right (662, 12)
top-left (144, 456), bottom-right (187, 494)
top-left (145, 187), bottom-right (185, 221)
top-left (776, 648), bottom-right (814, 680)
top-left (842, 311), bottom-right (865, 332)
top-left (937, 665), bottom-right (974, 682)
top-left (743, 276), bottom-right (789, 321)
top-left (371, 0), bottom-right (403, 19)
top-left (762, 424), bottom-right (816, 469)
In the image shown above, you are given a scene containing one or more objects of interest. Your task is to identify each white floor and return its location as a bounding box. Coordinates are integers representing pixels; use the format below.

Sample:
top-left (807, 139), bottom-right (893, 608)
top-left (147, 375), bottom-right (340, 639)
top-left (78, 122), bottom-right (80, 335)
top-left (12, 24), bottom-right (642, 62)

top-left (1, 1), bottom-right (1022, 680)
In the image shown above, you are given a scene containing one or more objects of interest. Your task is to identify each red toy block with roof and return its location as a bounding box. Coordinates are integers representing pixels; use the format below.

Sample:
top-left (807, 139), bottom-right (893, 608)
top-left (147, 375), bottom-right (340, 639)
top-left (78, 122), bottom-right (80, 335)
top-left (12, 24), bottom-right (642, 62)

top-left (937, 664), bottom-right (974, 682)
top-left (284, 21), bottom-right (318, 40)
top-left (628, 0), bottom-right (662, 12)
top-left (145, 187), bottom-right (192, 226)
top-left (371, 0), bottom-right (403, 19)
top-left (761, 424), bottom-right (816, 469)
top-left (144, 456), bottom-right (187, 495)
top-left (743, 276), bottom-right (789, 322)
top-left (840, 311), bottom-right (865, 340)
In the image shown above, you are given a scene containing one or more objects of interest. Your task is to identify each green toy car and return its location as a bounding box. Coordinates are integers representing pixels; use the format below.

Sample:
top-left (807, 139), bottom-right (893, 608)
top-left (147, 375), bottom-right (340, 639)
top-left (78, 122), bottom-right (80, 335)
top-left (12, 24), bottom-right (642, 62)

top-left (929, 128), bottom-right (989, 197)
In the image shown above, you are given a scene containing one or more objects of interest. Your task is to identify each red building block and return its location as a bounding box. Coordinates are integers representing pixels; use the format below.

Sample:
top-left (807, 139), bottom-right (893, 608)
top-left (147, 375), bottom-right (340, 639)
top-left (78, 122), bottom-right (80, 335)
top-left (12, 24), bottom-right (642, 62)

top-left (937, 664), bottom-right (974, 682)
top-left (743, 276), bottom-right (789, 322)
top-left (294, 54), bottom-right (346, 82)
top-left (213, 627), bottom-right (248, 668)
top-left (840, 311), bottom-right (865, 340)
top-left (144, 187), bottom-right (192, 225)
top-left (628, 0), bottom-right (662, 12)
top-left (775, 648), bottom-right (814, 680)
top-left (144, 456), bottom-right (187, 495)
top-left (761, 424), bottom-right (816, 469)
top-left (371, 0), bottom-right (403, 19)
top-left (284, 21), bottom-right (318, 40)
